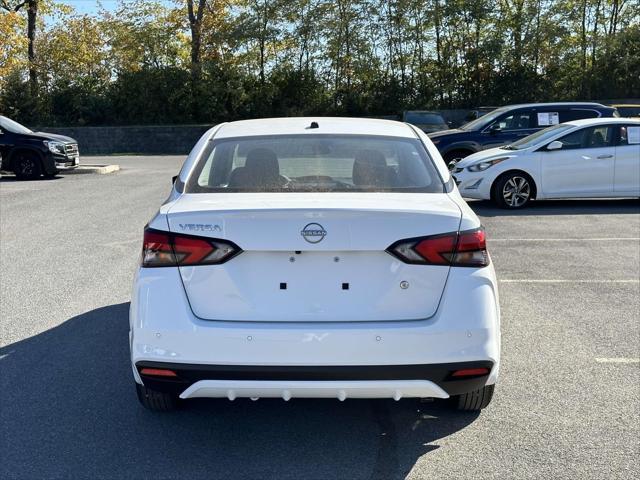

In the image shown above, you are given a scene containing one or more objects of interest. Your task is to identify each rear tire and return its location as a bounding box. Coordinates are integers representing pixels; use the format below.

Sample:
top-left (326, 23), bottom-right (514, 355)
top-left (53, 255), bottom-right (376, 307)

top-left (452, 384), bottom-right (495, 411)
top-left (135, 383), bottom-right (179, 412)
top-left (13, 151), bottom-right (42, 180)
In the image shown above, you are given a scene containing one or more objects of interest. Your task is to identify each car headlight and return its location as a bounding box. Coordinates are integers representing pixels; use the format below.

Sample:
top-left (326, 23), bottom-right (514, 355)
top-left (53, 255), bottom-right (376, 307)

top-left (467, 157), bottom-right (508, 172)
top-left (44, 140), bottom-right (66, 155)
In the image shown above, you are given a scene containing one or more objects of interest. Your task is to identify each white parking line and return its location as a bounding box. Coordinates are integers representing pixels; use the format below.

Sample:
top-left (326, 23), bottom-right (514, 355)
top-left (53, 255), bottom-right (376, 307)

top-left (500, 279), bottom-right (639, 283)
top-left (491, 237), bottom-right (640, 242)
top-left (595, 358), bottom-right (640, 364)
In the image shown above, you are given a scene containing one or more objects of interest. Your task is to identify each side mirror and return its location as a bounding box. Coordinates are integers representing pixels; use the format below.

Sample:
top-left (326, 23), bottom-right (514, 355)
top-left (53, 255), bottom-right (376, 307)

top-left (546, 140), bottom-right (563, 151)
top-left (172, 175), bottom-right (178, 185)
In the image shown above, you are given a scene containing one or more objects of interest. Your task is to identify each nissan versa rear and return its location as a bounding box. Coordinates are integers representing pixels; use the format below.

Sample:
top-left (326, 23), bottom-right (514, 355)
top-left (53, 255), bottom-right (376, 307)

top-left (130, 118), bottom-right (500, 412)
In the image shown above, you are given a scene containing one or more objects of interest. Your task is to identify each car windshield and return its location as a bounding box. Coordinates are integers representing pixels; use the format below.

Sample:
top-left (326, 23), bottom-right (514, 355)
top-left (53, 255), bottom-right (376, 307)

top-left (617, 106), bottom-right (640, 117)
top-left (459, 107), bottom-right (510, 131)
top-left (0, 116), bottom-right (32, 134)
top-left (405, 112), bottom-right (445, 125)
top-left (186, 135), bottom-right (444, 193)
top-left (503, 124), bottom-right (574, 150)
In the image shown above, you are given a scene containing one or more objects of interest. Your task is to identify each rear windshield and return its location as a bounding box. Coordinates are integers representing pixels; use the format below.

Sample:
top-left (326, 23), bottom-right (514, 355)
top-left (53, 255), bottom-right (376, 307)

top-left (185, 135), bottom-right (444, 193)
top-left (405, 112), bottom-right (445, 125)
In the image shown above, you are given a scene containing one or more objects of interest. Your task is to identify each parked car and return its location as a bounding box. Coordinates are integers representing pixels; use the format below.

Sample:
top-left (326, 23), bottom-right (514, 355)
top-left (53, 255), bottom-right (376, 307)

top-left (402, 110), bottom-right (449, 133)
top-left (610, 104), bottom-right (640, 118)
top-left (0, 115), bottom-right (79, 179)
top-left (428, 102), bottom-right (617, 165)
top-left (131, 117), bottom-right (500, 412)
top-left (451, 117), bottom-right (640, 208)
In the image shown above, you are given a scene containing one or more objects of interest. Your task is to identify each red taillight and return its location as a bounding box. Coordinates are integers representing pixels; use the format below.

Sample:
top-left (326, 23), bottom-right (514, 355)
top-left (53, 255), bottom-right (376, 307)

top-left (142, 230), bottom-right (175, 266)
top-left (414, 234), bottom-right (458, 265)
top-left (452, 228), bottom-right (488, 267)
top-left (142, 228), bottom-right (241, 267)
top-left (451, 368), bottom-right (490, 377)
top-left (387, 227), bottom-right (489, 267)
top-left (140, 368), bottom-right (178, 377)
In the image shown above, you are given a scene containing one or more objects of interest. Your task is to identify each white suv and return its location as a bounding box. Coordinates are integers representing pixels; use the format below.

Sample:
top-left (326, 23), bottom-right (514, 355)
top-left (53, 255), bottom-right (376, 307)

top-left (130, 117), bottom-right (500, 412)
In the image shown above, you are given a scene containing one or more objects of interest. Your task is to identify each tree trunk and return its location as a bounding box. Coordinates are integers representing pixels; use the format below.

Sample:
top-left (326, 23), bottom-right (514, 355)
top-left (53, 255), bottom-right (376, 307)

top-left (434, 0), bottom-right (444, 105)
top-left (580, 0), bottom-right (587, 97)
top-left (26, 0), bottom-right (38, 97)
top-left (187, 0), bottom-right (207, 83)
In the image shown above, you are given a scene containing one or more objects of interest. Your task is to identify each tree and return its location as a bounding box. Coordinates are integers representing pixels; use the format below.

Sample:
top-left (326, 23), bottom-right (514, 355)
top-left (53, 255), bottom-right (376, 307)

top-left (186, 0), bottom-right (207, 81)
top-left (0, 8), bottom-right (27, 82)
top-left (1, 0), bottom-right (39, 96)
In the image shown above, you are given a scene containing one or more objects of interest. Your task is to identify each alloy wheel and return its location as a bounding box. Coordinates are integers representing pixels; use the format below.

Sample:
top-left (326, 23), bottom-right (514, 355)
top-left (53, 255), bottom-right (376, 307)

top-left (502, 176), bottom-right (530, 207)
top-left (18, 156), bottom-right (35, 176)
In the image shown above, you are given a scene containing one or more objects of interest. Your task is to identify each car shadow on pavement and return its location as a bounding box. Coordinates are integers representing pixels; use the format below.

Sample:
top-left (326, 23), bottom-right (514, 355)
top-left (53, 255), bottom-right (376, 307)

top-left (0, 303), bottom-right (479, 480)
top-left (469, 198), bottom-right (640, 217)
top-left (0, 174), bottom-right (61, 182)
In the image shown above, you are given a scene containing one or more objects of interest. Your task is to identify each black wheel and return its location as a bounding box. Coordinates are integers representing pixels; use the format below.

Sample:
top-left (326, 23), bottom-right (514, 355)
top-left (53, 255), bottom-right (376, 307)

top-left (43, 170), bottom-right (58, 179)
top-left (493, 172), bottom-right (534, 209)
top-left (452, 384), bottom-right (495, 411)
top-left (13, 151), bottom-right (42, 180)
top-left (444, 150), bottom-right (473, 169)
top-left (135, 383), bottom-right (179, 412)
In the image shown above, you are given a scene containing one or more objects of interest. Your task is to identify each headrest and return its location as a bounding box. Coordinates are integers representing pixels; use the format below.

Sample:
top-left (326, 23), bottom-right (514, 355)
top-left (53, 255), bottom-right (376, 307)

top-left (353, 149), bottom-right (387, 168)
top-left (244, 148), bottom-right (280, 176)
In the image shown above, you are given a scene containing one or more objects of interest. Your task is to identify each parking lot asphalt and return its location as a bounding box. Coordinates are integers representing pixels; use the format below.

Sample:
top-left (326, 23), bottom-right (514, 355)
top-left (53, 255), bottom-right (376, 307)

top-left (1, 156), bottom-right (638, 480)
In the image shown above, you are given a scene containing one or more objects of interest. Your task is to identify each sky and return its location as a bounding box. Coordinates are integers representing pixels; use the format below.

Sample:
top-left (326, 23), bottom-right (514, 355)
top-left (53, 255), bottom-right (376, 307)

top-left (60, 1), bottom-right (120, 15)
top-left (59, 1), bottom-right (173, 16)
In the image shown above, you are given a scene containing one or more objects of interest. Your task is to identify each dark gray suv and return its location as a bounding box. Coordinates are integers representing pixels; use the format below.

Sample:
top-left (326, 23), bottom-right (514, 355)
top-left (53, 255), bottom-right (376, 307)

top-left (428, 102), bottom-right (618, 164)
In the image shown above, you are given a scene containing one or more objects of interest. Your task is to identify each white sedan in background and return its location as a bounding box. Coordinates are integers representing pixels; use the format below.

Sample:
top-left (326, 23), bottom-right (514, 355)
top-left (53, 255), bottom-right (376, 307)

top-left (131, 117), bottom-right (500, 412)
top-left (452, 118), bottom-right (640, 208)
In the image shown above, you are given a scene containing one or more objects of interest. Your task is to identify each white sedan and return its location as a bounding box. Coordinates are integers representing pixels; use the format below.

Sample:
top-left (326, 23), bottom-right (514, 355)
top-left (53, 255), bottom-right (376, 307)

top-left (452, 118), bottom-right (640, 208)
top-left (130, 117), bottom-right (500, 412)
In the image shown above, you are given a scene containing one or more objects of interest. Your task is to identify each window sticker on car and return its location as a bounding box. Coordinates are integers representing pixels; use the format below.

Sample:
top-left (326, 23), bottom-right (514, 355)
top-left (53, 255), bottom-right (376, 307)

top-left (627, 126), bottom-right (640, 144)
top-left (538, 112), bottom-right (559, 126)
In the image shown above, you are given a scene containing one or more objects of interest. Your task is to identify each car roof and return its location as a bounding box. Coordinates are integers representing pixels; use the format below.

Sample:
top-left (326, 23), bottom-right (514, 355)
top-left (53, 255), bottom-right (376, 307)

top-left (214, 117), bottom-right (418, 139)
top-left (565, 117), bottom-right (640, 127)
top-left (503, 102), bottom-right (608, 110)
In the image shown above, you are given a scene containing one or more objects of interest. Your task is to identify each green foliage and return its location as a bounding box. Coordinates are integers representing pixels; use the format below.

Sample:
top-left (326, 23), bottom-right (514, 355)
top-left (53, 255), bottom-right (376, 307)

top-left (1, 0), bottom-right (639, 126)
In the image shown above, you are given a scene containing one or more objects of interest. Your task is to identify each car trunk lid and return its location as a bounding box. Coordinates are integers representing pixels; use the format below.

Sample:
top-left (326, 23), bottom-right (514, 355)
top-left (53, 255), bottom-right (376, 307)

top-left (167, 193), bottom-right (462, 322)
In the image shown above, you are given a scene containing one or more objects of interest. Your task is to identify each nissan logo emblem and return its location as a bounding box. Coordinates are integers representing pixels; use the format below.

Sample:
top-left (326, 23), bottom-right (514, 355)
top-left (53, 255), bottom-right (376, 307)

top-left (301, 223), bottom-right (327, 243)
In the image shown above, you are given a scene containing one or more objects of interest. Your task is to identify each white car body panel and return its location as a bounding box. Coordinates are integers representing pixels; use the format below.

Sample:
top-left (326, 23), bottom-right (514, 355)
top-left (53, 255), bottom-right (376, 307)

top-left (130, 265), bottom-right (500, 380)
top-left (614, 143), bottom-right (640, 194)
top-left (540, 147), bottom-right (614, 197)
top-left (453, 118), bottom-right (640, 201)
top-left (130, 117), bottom-right (501, 401)
top-left (168, 193), bottom-right (464, 322)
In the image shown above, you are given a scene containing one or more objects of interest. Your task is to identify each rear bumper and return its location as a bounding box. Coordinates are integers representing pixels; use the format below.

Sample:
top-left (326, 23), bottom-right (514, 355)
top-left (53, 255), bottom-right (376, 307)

top-left (130, 264), bottom-right (501, 395)
top-left (136, 361), bottom-right (493, 398)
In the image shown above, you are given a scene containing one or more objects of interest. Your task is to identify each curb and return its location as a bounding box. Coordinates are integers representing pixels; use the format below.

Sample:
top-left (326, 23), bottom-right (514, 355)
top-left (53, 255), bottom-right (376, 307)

top-left (63, 164), bottom-right (120, 175)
